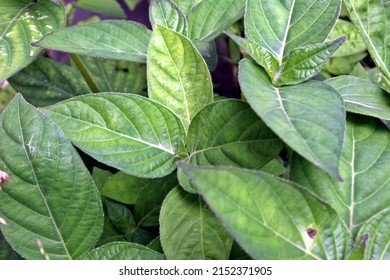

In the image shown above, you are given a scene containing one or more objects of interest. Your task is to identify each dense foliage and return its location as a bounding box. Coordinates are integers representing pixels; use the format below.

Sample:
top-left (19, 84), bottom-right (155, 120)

top-left (0, 0), bottom-right (389, 260)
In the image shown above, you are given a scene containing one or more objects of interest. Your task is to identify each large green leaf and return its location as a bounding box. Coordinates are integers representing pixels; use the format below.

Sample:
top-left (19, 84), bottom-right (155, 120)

top-left (0, 94), bottom-right (103, 260)
top-left (348, 209), bottom-right (390, 260)
top-left (239, 59), bottom-right (345, 180)
top-left (35, 20), bottom-right (151, 63)
top-left (171, 0), bottom-right (203, 14)
top-left (290, 114), bottom-right (390, 235)
top-left (150, 0), bottom-right (188, 35)
top-left (179, 163), bottom-right (352, 260)
top-left (178, 100), bottom-right (283, 192)
top-left (245, 0), bottom-right (341, 62)
top-left (8, 57), bottom-right (90, 107)
top-left (325, 75), bottom-right (390, 120)
top-left (187, 0), bottom-right (245, 42)
top-left (76, 0), bottom-right (126, 18)
top-left (147, 25), bottom-right (213, 130)
top-left (327, 19), bottom-right (367, 57)
top-left (79, 56), bottom-right (146, 95)
top-left (0, 0), bottom-right (65, 82)
top-left (344, 0), bottom-right (390, 90)
top-left (44, 93), bottom-right (186, 178)
top-left (85, 242), bottom-right (165, 260)
top-left (160, 187), bottom-right (233, 260)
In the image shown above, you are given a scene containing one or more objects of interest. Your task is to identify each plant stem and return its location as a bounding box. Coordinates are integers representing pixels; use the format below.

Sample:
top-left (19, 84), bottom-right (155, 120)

top-left (70, 54), bottom-right (100, 93)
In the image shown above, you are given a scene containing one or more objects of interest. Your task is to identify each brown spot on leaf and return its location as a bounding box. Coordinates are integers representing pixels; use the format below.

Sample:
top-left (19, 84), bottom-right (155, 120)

top-left (307, 228), bottom-right (317, 239)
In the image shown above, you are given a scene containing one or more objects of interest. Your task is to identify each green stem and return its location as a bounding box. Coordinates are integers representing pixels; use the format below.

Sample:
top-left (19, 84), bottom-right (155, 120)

top-left (70, 54), bottom-right (100, 93)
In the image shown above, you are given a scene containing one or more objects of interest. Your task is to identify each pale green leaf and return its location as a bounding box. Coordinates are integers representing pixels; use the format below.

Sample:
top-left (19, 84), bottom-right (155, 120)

top-left (8, 57), bottom-right (90, 107)
top-left (290, 114), bottom-right (390, 235)
top-left (101, 172), bottom-right (151, 205)
top-left (344, 0), bottom-right (390, 82)
top-left (147, 25), bottom-right (213, 130)
top-left (327, 19), bottom-right (367, 57)
top-left (76, 0), bottom-right (126, 18)
top-left (274, 36), bottom-right (346, 86)
top-left (0, 0), bottom-right (65, 82)
top-left (187, 0), bottom-right (246, 42)
top-left (160, 187), bottom-right (233, 260)
top-left (134, 173), bottom-right (177, 227)
top-left (150, 0), bottom-right (188, 35)
top-left (323, 51), bottom-right (367, 75)
top-left (125, 0), bottom-right (142, 10)
top-left (79, 56), bottom-right (146, 94)
top-left (180, 163), bottom-right (352, 260)
top-left (239, 59), bottom-right (345, 180)
top-left (0, 94), bottom-right (103, 260)
top-left (44, 93), bottom-right (186, 178)
top-left (178, 100), bottom-right (283, 192)
top-left (171, 0), bottom-right (203, 14)
top-left (85, 242), bottom-right (165, 260)
top-left (348, 209), bottom-right (390, 260)
top-left (245, 0), bottom-right (341, 63)
top-left (35, 20), bottom-right (151, 63)
top-left (326, 75), bottom-right (390, 120)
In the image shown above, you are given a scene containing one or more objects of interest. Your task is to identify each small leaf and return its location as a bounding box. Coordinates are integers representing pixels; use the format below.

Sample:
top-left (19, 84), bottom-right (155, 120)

top-left (8, 57), bottom-right (90, 107)
top-left (178, 100), bottom-right (283, 192)
top-left (105, 200), bottom-right (136, 234)
top-left (325, 75), bottom-right (390, 120)
top-left (35, 20), bottom-right (151, 63)
top-left (79, 56), bottom-right (146, 95)
top-left (92, 167), bottom-right (112, 191)
top-left (85, 242), bottom-right (165, 260)
top-left (327, 19), bottom-right (367, 57)
top-left (290, 114), bottom-right (390, 235)
top-left (239, 59), bottom-right (345, 180)
top-left (245, 0), bottom-right (341, 62)
top-left (180, 163), bottom-right (352, 260)
top-left (0, 94), bottom-right (103, 260)
top-left (76, 0), bottom-right (126, 18)
top-left (101, 172), bottom-right (150, 205)
top-left (323, 52), bottom-right (367, 75)
top-left (134, 173), bottom-right (177, 227)
top-left (344, 0), bottom-right (390, 84)
top-left (160, 187), bottom-right (233, 260)
top-left (187, 0), bottom-right (246, 42)
top-left (147, 25), bottom-right (213, 130)
top-left (0, 0), bottom-right (65, 82)
top-left (150, 0), bottom-right (188, 35)
top-left (274, 36), bottom-right (346, 86)
top-left (45, 93), bottom-right (186, 178)
top-left (348, 209), bottom-right (390, 260)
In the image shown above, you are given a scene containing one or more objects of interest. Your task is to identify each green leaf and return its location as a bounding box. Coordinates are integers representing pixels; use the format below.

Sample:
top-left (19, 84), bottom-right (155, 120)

top-left (344, 0), bottom-right (390, 83)
top-left (35, 20), bottom-right (151, 63)
top-left (0, 94), bottom-right (103, 260)
top-left (0, 231), bottom-right (20, 260)
top-left (125, 228), bottom-right (154, 246)
top-left (323, 52), bottom-right (367, 75)
top-left (85, 242), bottom-right (165, 260)
top-left (274, 37), bottom-right (346, 86)
top-left (325, 76), bottom-right (390, 120)
top-left (171, 0), bottom-right (202, 14)
top-left (147, 237), bottom-right (164, 254)
top-left (179, 163), bottom-right (352, 260)
top-left (348, 209), bottom-right (390, 260)
top-left (96, 216), bottom-right (126, 247)
top-left (150, 0), bottom-right (188, 35)
top-left (0, 0), bottom-right (65, 82)
top-left (101, 172), bottom-right (150, 205)
top-left (239, 59), bottom-right (345, 180)
top-left (160, 187), bottom-right (233, 260)
top-left (45, 93), bottom-right (186, 178)
top-left (76, 0), bottom-right (126, 18)
top-left (105, 200), bottom-right (136, 233)
top-left (260, 157), bottom-right (286, 176)
top-left (92, 167), bottom-right (112, 191)
top-left (8, 57), bottom-right (90, 107)
top-left (125, 0), bottom-right (142, 10)
top-left (290, 114), bottom-right (390, 235)
top-left (79, 56), bottom-right (146, 95)
top-left (187, 0), bottom-right (246, 42)
top-left (178, 100), bottom-right (283, 192)
top-left (0, 84), bottom-right (16, 112)
top-left (147, 25), bottom-right (213, 130)
top-left (245, 0), bottom-right (341, 62)
top-left (134, 173), bottom-right (177, 227)
top-left (327, 19), bottom-right (367, 57)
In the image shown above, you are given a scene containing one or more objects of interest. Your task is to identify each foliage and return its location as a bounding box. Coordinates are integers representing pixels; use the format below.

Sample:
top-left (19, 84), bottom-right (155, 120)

top-left (0, 0), bottom-right (389, 260)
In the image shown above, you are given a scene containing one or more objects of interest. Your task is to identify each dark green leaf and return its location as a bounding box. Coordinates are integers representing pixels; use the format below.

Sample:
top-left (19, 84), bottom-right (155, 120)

top-left (106, 200), bottom-right (136, 233)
